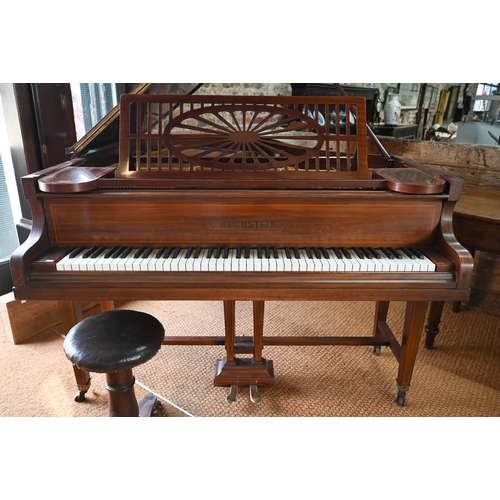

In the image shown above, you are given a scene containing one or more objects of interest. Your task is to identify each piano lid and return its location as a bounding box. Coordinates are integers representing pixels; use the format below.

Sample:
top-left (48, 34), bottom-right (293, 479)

top-left (66, 83), bottom-right (204, 163)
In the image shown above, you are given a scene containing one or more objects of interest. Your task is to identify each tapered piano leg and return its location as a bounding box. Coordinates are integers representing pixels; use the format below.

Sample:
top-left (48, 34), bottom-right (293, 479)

top-left (100, 300), bottom-right (114, 312)
top-left (224, 300), bottom-right (236, 363)
top-left (59, 301), bottom-right (91, 401)
top-left (396, 301), bottom-right (428, 406)
top-left (373, 301), bottom-right (390, 355)
top-left (424, 301), bottom-right (445, 350)
top-left (253, 300), bottom-right (264, 363)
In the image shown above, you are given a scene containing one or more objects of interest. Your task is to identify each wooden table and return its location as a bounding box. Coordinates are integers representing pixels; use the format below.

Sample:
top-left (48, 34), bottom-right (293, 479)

top-left (425, 187), bottom-right (500, 348)
top-left (453, 187), bottom-right (500, 254)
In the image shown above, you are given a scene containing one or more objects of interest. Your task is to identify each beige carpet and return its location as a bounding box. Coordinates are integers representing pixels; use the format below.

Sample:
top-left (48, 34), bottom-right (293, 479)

top-left (1, 300), bottom-right (499, 418)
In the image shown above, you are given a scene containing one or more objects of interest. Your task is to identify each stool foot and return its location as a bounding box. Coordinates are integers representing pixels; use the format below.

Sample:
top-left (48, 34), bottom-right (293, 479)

top-left (138, 393), bottom-right (163, 417)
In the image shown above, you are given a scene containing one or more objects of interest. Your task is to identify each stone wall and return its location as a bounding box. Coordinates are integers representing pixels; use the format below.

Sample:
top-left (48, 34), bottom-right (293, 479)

top-left (196, 83), bottom-right (292, 96)
top-left (368, 138), bottom-right (500, 193)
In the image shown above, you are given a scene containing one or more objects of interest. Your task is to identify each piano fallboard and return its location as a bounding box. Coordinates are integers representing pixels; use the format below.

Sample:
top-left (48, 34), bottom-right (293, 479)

top-left (40, 189), bottom-right (444, 248)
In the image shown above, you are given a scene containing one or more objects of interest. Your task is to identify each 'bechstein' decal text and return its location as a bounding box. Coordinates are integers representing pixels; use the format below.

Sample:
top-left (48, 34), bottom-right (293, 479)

top-left (209, 220), bottom-right (277, 229)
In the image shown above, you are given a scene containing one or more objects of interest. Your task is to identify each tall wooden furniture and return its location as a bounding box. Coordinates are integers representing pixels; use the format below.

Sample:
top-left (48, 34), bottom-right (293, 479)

top-left (10, 89), bottom-right (473, 407)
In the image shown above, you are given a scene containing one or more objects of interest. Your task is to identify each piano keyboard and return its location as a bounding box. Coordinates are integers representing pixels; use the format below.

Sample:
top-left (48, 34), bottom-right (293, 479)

top-left (55, 246), bottom-right (437, 272)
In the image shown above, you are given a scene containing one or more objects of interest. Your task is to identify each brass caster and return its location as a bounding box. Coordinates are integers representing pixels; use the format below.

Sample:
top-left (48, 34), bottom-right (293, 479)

top-left (396, 391), bottom-right (406, 406)
top-left (74, 391), bottom-right (86, 402)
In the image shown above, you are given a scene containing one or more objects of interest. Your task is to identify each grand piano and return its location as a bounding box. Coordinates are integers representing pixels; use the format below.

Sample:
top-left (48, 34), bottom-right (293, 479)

top-left (10, 84), bottom-right (473, 407)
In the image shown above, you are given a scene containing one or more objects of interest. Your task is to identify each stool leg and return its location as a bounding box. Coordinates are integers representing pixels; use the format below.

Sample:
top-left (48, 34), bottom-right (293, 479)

top-left (105, 370), bottom-right (139, 417)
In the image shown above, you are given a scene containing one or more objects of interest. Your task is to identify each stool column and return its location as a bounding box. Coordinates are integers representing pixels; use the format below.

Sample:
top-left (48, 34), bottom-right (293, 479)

top-left (105, 370), bottom-right (139, 417)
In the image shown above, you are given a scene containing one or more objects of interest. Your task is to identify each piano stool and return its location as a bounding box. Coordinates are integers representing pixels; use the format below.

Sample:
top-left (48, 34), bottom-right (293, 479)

top-left (63, 309), bottom-right (165, 417)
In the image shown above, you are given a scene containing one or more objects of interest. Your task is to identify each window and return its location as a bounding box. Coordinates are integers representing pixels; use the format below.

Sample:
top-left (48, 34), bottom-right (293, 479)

top-left (70, 83), bottom-right (125, 140)
top-left (0, 94), bottom-right (20, 264)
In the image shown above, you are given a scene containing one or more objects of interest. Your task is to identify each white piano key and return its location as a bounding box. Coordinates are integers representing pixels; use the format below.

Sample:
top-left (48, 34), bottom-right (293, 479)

top-left (310, 249), bottom-right (323, 272)
top-left (170, 248), bottom-right (187, 272)
top-left (216, 249), bottom-right (226, 272)
top-left (182, 248), bottom-right (199, 272)
top-left (196, 249), bottom-right (208, 271)
top-left (289, 249), bottom-right (302, 272)
top-left (93, 254), bottom-right (110, 271)
top-left (326, 249), bottom-right (343, 272)
top-left (280, 249), bottom-right (292, 272)
top-left (261, 249), bottom-right (271, 272)
top-left (392, 249), bottom-right (414, 271)
top-left (73, 248), bottom-right (91, 271)
top-left (58, 251), bottom-right (76, 271)
top-left (319, 250), bottom-right (335, 272)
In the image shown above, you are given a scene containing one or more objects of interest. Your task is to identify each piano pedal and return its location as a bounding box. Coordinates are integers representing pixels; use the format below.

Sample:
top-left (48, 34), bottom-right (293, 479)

top-left (249, 383), bottom-right (262, 404)
top-left (225, 383), bottom-right (238, 404)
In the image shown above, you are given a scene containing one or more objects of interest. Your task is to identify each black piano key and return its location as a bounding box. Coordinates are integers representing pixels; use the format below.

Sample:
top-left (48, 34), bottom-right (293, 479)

top-left (215, 246), bottom-right (222, 259)
top-left (284, 247), bottom-right (292, 259)
top-left (134, 247), bottom-right (145, 258)
top-left (331, 247), bottom-right (343, 259)
top-left (104, 246), bottom-right (117, 258)
top-left (264, 246), bottom-right (271, 259)
top-left (380, 248), bottom-right (394, 259)
top-left (171, 247), bottom-right (181, 258)
top-left (223, 246), bottom-right (230, 259)
top-left (293, 247), bottom-right (301, 259)
top-left (271, 246), bottom-right (279, 259)
top-left (90, 247), bottom-right (104, 259)
top-left (244, 247), bottom-right (250, 259)
top-left (155, 247), bottom-right (166, 258)
top-left (69, 247), bottom-right (84, 258)
top-left (304, 247), bottom-right (313, 259)
top-left (82, 247), bottom-right (97, 258)
top-left (111, 247), bottom-right (125, 258)
top-left (193, 246), bottom-right (202, 258)
top-left (353, 248), bottom-right (365, 259)
top-left (389, 247), bottom-right (403, 259)
top-left (401, 248), bottom-right (417, 259)
top-left (257, 247), bottom-right (263, 259)
top-left (401, 247), bottom-right (416, 259)
top-left (410, 247), bottom-right (425, 259)
top-left (121, 247), bottom-right (132, 258)
top-left (368, 247), bottom-right (381, 259)
top-left (162, 246), bottom-right (173, 258)
top-left (185, 246), bottom-right (194, 258)
top-left (312, 247), bottom-right (322, 259)
top-left (206, 247), bottom-right (214, 258)
top-left (235, 247), bottom-right (242, 259)
top-left (320, 247), bottom-right (330, 259)
top-left (141, 247), bottom-right (153, 258)
top-left (360, 248), bottom-right (373, 259)
top-left (340, 247), bottom-right (351, 259)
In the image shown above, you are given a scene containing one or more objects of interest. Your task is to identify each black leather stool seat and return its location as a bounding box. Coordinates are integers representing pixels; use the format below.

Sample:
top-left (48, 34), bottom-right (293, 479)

top-left (63, 310), bottom-right (165, 373)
